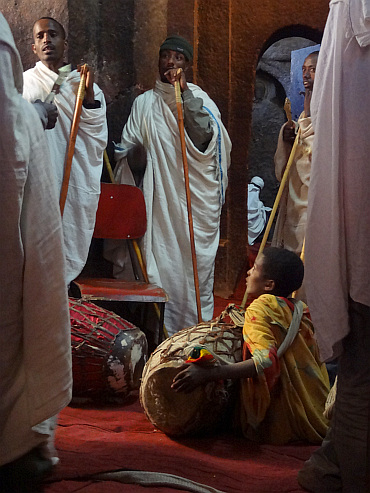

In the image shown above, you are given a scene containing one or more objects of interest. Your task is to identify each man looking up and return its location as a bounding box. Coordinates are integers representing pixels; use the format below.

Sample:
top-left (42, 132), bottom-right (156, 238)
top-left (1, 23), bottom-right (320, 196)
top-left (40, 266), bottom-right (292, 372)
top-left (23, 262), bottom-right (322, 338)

top-left (272, 51), bottom-right (319, 257)
top-left (106, 35), bottom-right (231, 336)
top-left (23, 17), bottom-right (108, 285)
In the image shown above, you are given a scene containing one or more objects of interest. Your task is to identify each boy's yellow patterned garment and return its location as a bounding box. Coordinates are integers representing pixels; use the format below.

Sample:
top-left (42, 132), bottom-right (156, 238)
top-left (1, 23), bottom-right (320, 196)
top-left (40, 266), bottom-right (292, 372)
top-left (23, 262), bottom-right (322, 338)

top-left (239, 294), bottom-right (330, 444)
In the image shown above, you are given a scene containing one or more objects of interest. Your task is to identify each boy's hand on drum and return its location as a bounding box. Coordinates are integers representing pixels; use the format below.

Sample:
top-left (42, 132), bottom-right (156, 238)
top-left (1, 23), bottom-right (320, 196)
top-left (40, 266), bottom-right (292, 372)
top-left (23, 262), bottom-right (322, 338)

top-left (171, 363), bottom-right (211, 393)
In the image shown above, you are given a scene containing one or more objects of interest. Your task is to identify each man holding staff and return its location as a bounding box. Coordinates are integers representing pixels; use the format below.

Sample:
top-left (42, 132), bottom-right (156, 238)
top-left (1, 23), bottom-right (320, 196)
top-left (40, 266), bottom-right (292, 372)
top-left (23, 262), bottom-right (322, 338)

top-left (23, 17), bottom-right (108, 285)
top-left (272, 51), bottom-right (319, 257)
top-left (106, 35), bottom-right (231, 336)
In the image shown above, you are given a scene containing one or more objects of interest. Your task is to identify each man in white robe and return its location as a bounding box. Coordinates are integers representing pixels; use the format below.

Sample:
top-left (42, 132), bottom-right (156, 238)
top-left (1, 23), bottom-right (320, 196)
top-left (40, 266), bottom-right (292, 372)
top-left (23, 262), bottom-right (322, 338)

top-left (106, 36), bottom-right (231, 336)
top-left (297, 1), bottom-right (370, 491)
top-left (0, 13), bottom-right (72, 490)
top-left (23, 17), bottom-right (108, 285)
top-left (272, 52), bottom-right (318, 256)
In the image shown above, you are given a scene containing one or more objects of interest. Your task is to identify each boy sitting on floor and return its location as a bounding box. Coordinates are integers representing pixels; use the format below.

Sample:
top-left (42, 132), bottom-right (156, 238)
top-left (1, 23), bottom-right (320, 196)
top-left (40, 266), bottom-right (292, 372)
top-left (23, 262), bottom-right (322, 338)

top-left (172, 247), bottom-right (329, 444)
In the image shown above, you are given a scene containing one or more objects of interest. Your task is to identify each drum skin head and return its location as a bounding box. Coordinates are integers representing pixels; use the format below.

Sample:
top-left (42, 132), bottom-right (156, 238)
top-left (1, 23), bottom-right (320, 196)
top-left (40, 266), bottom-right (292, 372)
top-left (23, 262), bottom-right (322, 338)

top-left (140, 362), bottom-right (227, 436)
top-left (139, 316), bottom-right (243, 437)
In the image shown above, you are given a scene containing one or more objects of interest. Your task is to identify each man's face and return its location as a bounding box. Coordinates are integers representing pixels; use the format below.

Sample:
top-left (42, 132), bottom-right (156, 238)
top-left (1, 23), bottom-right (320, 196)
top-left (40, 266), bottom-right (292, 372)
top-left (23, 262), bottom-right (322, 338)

top-left (302, 54), bottom-right (317, 92)
top-left (32, 18), bottom-right (67, 70)
top-left (158, 49), bottom-right (189, 83)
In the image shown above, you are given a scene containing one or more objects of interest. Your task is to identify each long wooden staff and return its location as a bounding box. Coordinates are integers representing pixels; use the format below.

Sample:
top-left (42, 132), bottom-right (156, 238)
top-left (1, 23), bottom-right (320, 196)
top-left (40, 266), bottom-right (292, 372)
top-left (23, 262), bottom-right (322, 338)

top-left (60, 64), bottom-right (88, 215)
top-left (174, 69), bottom-right (202, 323)
top-left (241, 99), bottom-right (300, 308)
top-left (292, 238), bottom-right (305, 299)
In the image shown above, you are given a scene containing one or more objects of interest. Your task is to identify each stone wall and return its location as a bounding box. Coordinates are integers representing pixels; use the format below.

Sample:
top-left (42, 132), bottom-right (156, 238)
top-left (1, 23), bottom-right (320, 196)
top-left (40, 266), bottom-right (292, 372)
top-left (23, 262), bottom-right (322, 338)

top-left (1, 1), bottom-right (68, 68)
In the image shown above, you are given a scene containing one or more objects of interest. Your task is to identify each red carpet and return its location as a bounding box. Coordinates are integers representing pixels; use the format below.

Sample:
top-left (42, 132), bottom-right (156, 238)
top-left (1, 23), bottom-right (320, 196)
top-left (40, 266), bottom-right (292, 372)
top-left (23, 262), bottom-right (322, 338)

top-left (45, 394), bottom-right (312, 492)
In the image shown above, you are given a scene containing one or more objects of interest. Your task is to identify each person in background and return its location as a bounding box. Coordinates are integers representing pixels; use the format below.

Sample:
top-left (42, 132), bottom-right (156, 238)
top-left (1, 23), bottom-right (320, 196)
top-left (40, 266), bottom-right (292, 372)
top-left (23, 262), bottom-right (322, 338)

top-left (247, 176), bottom-right (272, 246)
top-left (106, 35), bottom-right (231, 336)
top-left (272, 51), bottom-right (319, 257)
top-left (23, 16), bottom-right (108, 285)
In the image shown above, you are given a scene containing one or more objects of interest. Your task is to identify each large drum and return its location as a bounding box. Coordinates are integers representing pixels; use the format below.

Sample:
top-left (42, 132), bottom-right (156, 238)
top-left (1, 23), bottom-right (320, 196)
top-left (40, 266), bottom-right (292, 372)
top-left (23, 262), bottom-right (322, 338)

top-left (70, 298), bottom-right (148, 400)
top-left (140, 305), bottom-right (245, 436)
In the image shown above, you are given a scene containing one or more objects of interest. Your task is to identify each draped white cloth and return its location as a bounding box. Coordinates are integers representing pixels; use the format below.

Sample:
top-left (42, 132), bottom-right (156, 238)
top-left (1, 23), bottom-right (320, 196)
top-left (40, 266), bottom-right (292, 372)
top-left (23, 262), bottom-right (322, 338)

top-left (353, 0), bottom-right (370, 44)
top-left (247, 176), bottom-right (271, 245)
top-left (23, 61), bottom-right (108, 284)
top-left (0, 14), bottom-right (72, 465)
top-left (306, 0), bottom-right (370, 361)
top-left (272, 113), bottom-right (314, 255)
top-left (362, 0), bottom-right (370, 19)
top-left (106, 80), bottom-right (231, 336)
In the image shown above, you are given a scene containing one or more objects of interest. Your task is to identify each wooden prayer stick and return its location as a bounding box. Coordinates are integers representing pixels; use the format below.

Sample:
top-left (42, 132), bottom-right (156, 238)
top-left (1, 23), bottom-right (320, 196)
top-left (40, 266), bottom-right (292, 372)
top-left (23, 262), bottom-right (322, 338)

top-left (284, 97), bottom-right (292, 124)
top-left (241, 127), bottom-right (302, 308)
top-left (292, 238), bottom-right (305, 299)
top-left (104, 150), bottom-right (115, 184)
top-left (174, 69), bottom-right (202, 323)
top-left (60, 64), bottom-right (88, 215)
top-left (300, 237), bottom-right (305, 263)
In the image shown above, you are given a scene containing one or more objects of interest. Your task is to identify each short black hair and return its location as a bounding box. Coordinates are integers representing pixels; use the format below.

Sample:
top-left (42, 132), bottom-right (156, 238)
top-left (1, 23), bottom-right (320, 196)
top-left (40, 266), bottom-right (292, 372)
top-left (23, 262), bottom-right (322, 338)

top-left (261, 247), bottom-right (304, 298)
top-left (34, 17), bottom-right (66, 39)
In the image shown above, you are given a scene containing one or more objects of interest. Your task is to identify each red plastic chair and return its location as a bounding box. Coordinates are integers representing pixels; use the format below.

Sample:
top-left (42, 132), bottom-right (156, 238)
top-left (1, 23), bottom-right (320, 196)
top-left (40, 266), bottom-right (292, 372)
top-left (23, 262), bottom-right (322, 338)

top-left (71, 183), bottom-right (168, 348)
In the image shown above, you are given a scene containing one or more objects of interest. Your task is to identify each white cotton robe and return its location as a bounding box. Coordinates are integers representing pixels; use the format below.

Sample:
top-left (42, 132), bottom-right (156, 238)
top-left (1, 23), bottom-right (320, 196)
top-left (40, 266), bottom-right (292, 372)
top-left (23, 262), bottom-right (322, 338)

top-left (0, 14), bottom-right (72, 466)
top-left (305, 0), bottom-right (370, 361)
top-left (107, 80), bottom-right (231, 336)
top-left (23, 61), bottom-right (108, 284)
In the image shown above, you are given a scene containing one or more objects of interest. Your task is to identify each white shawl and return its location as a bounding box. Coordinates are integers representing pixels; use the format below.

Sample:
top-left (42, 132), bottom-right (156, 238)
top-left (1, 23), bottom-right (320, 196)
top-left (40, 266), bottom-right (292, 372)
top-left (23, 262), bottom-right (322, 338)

top-left (0, 14), bottom-right (71, 465)
top-left (107, 80), bottom-right (231, 335)
top-left (23, 61), bottom-right (108, 284)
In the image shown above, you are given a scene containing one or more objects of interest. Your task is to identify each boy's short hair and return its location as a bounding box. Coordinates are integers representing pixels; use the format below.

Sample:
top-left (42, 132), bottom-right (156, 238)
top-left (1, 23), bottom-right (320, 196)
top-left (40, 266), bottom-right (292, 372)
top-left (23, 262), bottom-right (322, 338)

top-left (261, 247), bottom-right (304, 298)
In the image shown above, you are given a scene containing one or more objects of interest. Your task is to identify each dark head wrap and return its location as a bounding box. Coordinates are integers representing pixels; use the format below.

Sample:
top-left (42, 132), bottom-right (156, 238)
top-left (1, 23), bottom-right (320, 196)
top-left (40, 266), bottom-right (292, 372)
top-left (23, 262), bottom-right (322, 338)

top-left (159, 35), bottom-right (193, 61)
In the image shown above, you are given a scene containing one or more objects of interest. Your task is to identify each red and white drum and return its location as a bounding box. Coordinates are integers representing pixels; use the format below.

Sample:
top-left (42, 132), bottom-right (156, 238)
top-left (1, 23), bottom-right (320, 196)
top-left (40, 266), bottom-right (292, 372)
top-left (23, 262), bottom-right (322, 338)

top-left (70, 298), bottom-right (147, 400)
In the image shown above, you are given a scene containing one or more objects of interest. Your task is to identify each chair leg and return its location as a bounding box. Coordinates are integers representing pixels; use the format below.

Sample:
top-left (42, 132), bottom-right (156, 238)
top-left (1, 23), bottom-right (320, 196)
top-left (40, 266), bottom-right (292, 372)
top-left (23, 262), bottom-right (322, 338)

top-left (158, 303), bottom-right (165, 344)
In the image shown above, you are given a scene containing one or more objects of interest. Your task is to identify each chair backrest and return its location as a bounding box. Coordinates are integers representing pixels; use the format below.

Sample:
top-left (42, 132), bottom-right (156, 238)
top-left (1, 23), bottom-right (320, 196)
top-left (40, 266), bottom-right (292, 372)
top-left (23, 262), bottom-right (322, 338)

top-left (93, 183), bottom-right (147, 239)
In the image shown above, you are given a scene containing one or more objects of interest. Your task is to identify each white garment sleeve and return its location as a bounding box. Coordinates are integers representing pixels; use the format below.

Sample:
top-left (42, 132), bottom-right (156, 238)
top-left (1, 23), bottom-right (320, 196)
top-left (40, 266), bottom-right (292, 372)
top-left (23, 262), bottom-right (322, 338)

top-left (114, 97), bottom-right (145, 160)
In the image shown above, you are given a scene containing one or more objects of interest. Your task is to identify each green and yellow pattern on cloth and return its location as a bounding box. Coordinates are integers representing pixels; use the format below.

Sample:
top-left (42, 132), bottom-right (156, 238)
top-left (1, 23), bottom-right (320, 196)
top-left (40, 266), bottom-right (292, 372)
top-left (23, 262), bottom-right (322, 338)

top-left (239, 294), bottom-right (330, 444)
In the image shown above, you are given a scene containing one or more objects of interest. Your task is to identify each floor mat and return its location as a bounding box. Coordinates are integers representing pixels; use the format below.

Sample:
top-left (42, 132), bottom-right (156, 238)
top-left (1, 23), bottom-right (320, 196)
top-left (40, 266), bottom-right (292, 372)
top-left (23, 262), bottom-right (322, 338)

top-left (44, 394), bottom-right (313, 493)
